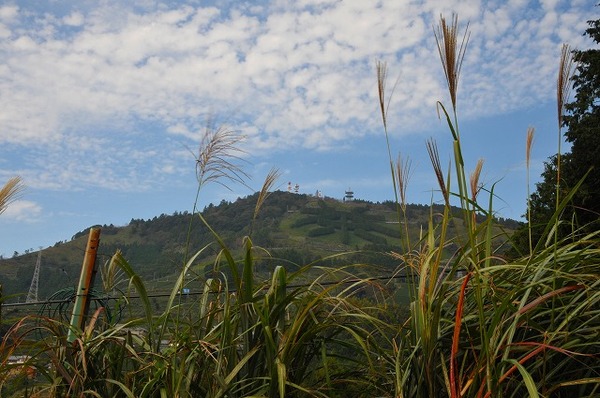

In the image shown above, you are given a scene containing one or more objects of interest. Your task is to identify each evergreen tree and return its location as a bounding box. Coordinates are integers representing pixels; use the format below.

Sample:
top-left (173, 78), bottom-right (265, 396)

top-left (517, 12), bottom-right (600, 253)
top-left (562, 14), bottom-right (600, 227)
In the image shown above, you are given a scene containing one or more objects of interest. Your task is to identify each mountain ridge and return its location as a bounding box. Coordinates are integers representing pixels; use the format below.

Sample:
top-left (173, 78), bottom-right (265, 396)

top-left (0, 191), bottom-right (521, 301)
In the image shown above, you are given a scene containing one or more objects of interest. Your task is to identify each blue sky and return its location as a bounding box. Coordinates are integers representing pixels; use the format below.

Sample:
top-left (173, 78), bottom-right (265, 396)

top-left (0, 0), bottom-right (595, 257)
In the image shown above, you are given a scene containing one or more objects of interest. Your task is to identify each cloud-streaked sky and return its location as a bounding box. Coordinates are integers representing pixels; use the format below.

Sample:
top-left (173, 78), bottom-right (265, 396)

top-left (0, 0), bottom-right (596, 256)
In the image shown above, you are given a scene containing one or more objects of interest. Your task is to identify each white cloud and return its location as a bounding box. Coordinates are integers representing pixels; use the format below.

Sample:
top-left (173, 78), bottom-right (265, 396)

top-left (63, 11), bottom-right (85, 26)
top-left (1, 200), bottom-right (42, 222)
top-left (0, 0), bottom-right (593, 193)
top-left (0, 5), bottom-right (19, 22)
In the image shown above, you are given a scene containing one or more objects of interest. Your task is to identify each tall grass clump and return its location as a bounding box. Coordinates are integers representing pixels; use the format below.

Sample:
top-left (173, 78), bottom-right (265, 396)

top-left (1, 12), bottom-right (599, 398)
top-left (377, 13), bottom-right (600, 398)
top-left (0, 127), bottom-right (389, 398)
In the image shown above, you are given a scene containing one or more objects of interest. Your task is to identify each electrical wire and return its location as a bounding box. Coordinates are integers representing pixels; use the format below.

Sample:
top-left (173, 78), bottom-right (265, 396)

top-left (2, 274), bottom-right (410, 309)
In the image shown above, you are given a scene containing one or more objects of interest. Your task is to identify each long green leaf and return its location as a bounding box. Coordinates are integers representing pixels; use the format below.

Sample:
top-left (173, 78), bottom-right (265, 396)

top-left (505, 359), bottom-right (539, 398)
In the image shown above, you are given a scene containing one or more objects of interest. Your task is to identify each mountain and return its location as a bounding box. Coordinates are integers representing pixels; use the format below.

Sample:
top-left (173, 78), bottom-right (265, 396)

top-left (0, 191), bottom-right (521, 302)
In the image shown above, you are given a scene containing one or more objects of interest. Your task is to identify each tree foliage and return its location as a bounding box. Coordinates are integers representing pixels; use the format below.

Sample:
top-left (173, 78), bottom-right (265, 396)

top-left (519, 13), bottom-right (600, 251)
top-left (562, 14), bottom-right (600, 227)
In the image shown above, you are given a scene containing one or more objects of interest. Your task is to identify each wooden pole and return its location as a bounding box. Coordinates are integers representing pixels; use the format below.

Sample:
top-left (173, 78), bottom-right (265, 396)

top-left (67, 228), bottom-right (101, 343)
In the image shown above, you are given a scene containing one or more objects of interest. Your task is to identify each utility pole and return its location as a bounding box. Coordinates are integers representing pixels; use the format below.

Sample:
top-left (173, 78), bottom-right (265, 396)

top-left (67, 228), bottom-right (101, 343)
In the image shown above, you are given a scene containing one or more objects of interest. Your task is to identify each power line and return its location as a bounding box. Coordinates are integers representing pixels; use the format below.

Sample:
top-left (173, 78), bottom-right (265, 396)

top-left (1, 274), bottom-right (411, 308)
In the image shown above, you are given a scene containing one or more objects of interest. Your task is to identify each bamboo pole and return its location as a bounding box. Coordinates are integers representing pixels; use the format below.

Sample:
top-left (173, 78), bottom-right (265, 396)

top-left (67, 227), bottom-right (101, 343)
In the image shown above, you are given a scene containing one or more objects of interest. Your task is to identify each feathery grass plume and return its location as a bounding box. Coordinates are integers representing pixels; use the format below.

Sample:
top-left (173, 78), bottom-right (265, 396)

top-left (376, 60), bottom-right (399, 133)
top-left (557, 44), bottom-right (575, 130)
top-left (434, 13), bottom-right (470, 113)
top-left (174, 122), bottom-right (254, 337)
top-left (185, 122), bottom-right (251, 264)
top-left (0, 176), bottom-right (24, 215)
top-left (555, 44), bottom-right (575, 215)
top-left (396, 154), bottom-right (413, 249)
top-left (376, 61), bottom-right (401, 192)
top-left (395, 154), bottom-right (412, 211)
top-left (526, 127), bottom-right (535, 169)
top-left (195, 124), bottom-right (250, 190)
top-left (469, 158), bottom-right (484, 231)
top-left (251, 167), bottom-right (281, 230)
top-left (434, 14), bottom-right (474, 238)
top-left (469, 158), bottom-right (484, 204)
top-left (376, 59), bottom-right (406, 248)
top-left (526, 127), bottom-right (535, 255)
top-left (377, 60), bottom-right (389, 132)
top-left (426, 139), bottom-right (449, 205)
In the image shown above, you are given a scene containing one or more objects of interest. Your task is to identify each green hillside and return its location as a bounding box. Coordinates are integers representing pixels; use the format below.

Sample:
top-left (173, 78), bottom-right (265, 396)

top-left (0, 191), bottom-right (520, 301)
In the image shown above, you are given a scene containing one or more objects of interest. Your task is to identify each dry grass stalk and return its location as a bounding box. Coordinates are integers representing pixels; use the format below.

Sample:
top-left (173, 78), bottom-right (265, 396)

top-left (469, 158), bottom-right (484, 230)
top-left (426, 139), bottom-right (449, 204)
top-left (469, 158), bottom-right (484, 204)
top-left (526, 127), bottom-right (535, 254)
top-left (555, 44), bottom-right (575, 214)
top-left (376, 60), bottom-right (401, 132)
top-left (377, 60), bottom-right (389, 132)
top-left (525, 127), bottom-right (535, 169)
top-left (557, 44), bottom-right (575, 129)
top-left (434, 14), bottom-right (470, 112)
top-left (395, 154), bottom-right (412, 210)
top-left (253, 167), bottom-right (282, 222)
top-left (0, 176), bottom-right (24, 215)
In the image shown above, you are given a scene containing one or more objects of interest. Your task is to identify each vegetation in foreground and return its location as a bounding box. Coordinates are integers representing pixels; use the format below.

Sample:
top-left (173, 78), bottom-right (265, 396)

top-left (1, 12), bottom-right (599, 398)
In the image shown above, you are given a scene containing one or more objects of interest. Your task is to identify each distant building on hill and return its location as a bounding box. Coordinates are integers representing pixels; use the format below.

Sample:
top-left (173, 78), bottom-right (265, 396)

top-left (287, 182), bottom-right (300, 194)
top-left (344, 188), bottom-right (354, 201)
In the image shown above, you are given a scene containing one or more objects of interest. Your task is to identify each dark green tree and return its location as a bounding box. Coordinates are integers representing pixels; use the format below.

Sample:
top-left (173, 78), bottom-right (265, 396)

top-left (561, 14), bottom-right (600, 228)
top-left (512, 11), bottom-right (599, 255)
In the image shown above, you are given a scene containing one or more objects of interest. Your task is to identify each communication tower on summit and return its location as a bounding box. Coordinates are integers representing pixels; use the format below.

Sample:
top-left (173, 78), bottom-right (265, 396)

top-left (287, 182), bottom-right (301, 194)
top-left (26, 250), bottom-right (42, 303)
top-left (344, 188), bottom-right (354, 201)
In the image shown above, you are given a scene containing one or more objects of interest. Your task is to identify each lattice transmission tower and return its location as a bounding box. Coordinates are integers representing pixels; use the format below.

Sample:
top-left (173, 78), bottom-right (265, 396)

top-left (26, 250), bottom-right (42, 303)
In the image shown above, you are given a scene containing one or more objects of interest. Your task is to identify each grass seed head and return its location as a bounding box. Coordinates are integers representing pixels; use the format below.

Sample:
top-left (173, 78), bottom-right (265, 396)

top-left (434, 14), bottom-right (470, 112)
top-left (195, 124), bottom-right (250, 190)
top-left (426, 139), bottom-right (449, 204)
top-left (0, 176), bottom-right (24, 216)
top-left (526, 126), bottom-right (535, 168)
top-left (469, 158), bottom-right (484, 203)
top-left (557, 44), bottom-right (575, 128)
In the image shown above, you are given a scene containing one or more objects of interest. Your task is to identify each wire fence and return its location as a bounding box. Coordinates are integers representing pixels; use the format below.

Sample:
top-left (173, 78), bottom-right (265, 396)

top-left (1, 274), bottom-right (410, 309)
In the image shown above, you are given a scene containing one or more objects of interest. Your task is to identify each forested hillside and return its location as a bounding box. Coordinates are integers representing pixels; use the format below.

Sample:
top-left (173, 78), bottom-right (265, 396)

top-left (0, 191), bottom-right (520, 301)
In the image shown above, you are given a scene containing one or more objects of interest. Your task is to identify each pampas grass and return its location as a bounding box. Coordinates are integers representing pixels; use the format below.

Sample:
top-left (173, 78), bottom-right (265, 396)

top-left (434, 13), bottom-right (470, 113)
top-left (526, 126), bottom-right (535, 255)
top-left (426, 138), bottom-right (449, 205)
top-left (195, 124), bottom-right (250, 190)
top-left (0, 177), bottom-right (24, 216)
top-left (3, 12), bottom-right (600, 398)
top-left (555, 44), bottom-right (576, 217)
top-left (557, 44), bottom-right (575, 130)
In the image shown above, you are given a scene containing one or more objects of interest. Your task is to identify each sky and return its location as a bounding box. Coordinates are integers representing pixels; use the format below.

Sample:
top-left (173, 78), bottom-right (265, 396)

top-left (0, 0), bottom-right (596, 257)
